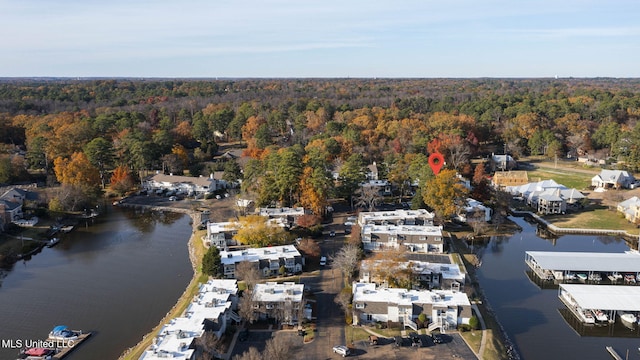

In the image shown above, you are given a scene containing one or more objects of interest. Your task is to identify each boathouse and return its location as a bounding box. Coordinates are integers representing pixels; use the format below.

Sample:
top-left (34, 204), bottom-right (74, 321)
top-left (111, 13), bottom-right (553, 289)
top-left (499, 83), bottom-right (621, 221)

top-left (525, 251), bottom-right (640, 282)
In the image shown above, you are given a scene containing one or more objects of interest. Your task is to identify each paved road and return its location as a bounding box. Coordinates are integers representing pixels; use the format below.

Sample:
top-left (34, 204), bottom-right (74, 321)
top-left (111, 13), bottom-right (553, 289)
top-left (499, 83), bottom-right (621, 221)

top-left (299, 227), bottom-right (347, 359)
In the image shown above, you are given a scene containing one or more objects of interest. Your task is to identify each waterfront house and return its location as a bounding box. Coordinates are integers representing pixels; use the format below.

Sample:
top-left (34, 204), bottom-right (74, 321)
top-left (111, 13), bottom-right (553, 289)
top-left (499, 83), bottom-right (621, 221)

top-left (456, 198), bottom-right (492, 223)
top-left (205, 222), bottom-right (238, 250)
top-left (144, 173), bottom-right (218, 196)
top-left (351, 282), bottom-right (471, 331)
top-left (490, 153), bottom-right (517, 171)
top-left (361, 224), bottom-right (445, 253)
top-left (591, 169), bottom-right (636, 189)
top-left (617, 196), bottom-right (640, 224)
top-left (219, 245), bottom-right (304, 279)
top-left (251, 282), bottom-right (309, 325)
top-left (359, 259), bottom-right (465, 291)
top-left (141, 279), bottom-right (239, 360)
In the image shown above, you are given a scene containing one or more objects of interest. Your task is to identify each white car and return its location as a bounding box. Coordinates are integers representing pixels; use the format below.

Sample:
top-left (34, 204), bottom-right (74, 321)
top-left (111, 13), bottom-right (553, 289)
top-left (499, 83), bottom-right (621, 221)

top-left (333, 345), bottom-right (350, 357)
top-left (320, 256), bottom-right (327, 266)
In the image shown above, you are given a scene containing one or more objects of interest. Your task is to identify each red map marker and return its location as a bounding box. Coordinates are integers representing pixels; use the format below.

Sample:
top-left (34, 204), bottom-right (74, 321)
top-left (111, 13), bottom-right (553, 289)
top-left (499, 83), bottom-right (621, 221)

top-left (428, 152), bottom-right (444, 175)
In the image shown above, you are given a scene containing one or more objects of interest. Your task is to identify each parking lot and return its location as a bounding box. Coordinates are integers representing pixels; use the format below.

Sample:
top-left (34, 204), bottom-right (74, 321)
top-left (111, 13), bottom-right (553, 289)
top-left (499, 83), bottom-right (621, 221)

top-left (344, 332), bottom-right (477, 360)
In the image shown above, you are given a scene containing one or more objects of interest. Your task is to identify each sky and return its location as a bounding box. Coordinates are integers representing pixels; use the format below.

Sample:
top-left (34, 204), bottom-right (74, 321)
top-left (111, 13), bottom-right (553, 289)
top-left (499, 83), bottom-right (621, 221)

top-left (2, 0), bottom-right (639, 78)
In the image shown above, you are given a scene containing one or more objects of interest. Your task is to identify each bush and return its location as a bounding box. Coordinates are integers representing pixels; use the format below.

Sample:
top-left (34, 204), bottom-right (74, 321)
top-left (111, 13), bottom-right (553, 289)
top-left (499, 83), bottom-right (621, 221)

top-left (469, 315), bottom-right (479, 330)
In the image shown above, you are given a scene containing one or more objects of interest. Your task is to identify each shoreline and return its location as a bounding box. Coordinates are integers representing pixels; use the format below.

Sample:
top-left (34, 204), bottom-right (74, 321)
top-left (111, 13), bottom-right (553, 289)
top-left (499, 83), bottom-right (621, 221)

top-left (117, 204), bottom-right (204, 360)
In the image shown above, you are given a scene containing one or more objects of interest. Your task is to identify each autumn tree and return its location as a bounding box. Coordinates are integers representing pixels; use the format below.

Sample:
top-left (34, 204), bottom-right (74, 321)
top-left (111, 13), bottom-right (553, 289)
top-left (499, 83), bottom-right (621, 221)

top-left (110, 165), bottom-right (135, 196)
top-left (471, 163), bottom-right (491, 202)
top-left (53, 152), bottom-right (102, 206)
top-left (298, 166), bottom-right (331, 216)
top-left (422, 169), bottom-right (469, 222)
top-left (232, 215), bottom-right (291, 247)
top-left (296, 238), bottom-right (321, 259)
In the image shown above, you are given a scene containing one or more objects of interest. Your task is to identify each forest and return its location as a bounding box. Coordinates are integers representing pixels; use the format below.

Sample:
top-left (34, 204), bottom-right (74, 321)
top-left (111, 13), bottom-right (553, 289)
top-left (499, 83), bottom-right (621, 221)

top-left (1, 77), bottom-right (639, 217)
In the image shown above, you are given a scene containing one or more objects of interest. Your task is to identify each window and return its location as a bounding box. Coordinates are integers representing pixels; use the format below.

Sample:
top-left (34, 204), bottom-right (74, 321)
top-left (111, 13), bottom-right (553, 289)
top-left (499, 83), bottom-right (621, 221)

top-left (355, 303), bottom-right (365, 309)
top-left (266, 304), bottom-right (274, 309)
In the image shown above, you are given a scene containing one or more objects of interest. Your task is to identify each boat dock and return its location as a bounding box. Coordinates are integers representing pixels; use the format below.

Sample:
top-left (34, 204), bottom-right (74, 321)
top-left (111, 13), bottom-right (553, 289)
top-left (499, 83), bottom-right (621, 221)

top-left (51, 332), bottom-right (91, 359)
top-left (606, 346), bottom-right (624, 360)
top-left (525, 251), bottom-right (640, 284)
top-left (558, 284), bottom-right (640, 326)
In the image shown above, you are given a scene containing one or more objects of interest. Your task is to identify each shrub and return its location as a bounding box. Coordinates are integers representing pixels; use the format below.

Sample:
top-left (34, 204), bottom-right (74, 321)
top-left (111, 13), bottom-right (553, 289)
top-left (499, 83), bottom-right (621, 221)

top-left (469, 316), bottom-right (479, 330)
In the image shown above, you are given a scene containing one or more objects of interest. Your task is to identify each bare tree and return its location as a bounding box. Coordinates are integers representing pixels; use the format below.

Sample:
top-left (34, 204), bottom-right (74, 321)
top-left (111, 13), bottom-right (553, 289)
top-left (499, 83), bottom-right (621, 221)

top-left (332, 243), bottom-right (362, 285)
top-left (194, 330), bottom-right (225, 360)
top-left (238, 290), bottom-right (258, 324)
top-left (233, 346), bottom-right (262, 360)
top-left (297, 238), bottom-right (320, 259)
top-left (264, 334), bottom-right (299, 360)
top-left (468, 209), bottom-right (490, 236)
top-left (235, 261), bottom-right (261, 291)
top-left (354, 186), bottom-right (382, 211)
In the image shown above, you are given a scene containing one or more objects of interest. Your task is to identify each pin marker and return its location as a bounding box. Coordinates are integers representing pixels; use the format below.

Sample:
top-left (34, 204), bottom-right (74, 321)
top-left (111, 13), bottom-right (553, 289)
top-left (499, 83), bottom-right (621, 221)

top-left (428, 152), bottom-right (444, 175)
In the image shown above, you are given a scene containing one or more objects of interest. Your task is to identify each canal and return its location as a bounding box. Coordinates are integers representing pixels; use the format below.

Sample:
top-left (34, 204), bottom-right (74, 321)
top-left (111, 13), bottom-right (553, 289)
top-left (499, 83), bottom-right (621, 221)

top-left (476, 216), bottom-right (640, 360)
top-left (0, 206), bottom-right (193, 360)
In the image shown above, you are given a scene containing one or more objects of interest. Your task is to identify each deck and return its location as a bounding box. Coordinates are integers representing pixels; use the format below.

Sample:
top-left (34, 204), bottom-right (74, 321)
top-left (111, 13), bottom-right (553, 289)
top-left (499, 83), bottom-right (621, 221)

top-left (51, 332), bottom-right (91, 359)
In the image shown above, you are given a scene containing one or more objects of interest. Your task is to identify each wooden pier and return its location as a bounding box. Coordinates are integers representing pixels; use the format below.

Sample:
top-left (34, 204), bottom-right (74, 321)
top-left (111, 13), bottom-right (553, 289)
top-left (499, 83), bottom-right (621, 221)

top-left (51, 332), bottom-right (92, 359)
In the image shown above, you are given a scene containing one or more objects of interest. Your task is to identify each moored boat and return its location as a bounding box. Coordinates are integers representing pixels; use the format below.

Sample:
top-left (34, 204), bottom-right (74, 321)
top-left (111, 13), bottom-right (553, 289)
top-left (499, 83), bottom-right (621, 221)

top-left (48, 325), bottom-right (81, 341)
top-left (619, 312), bottom-right (637, 329)
top-left (17, 347), bottom-right (56, 360)
top-left (46, 238), bottom-right (59, 248)
top-left (593, 310), bottom-right (608, 322)
top-left (60, 225), bottom-right (74, 233)
top-left (577, 273), bottom-right (588, 282)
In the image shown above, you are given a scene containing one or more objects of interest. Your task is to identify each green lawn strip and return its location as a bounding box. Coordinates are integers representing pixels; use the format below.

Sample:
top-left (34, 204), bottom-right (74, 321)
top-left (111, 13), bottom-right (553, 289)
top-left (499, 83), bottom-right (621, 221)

top-left (526, 169), bottom-right (592, 190)
top-left (459, 329), bottom-right (482, 354)
top-left (345, 326), bottom-right (372, 345)
top-left (545, 207), bottom-right (638, 233)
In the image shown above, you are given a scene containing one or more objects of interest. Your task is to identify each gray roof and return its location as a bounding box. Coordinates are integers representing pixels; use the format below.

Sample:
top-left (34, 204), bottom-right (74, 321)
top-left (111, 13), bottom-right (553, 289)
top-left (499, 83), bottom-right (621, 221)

top-left (560, 284), bottom-right (640, 312)
top-left (527, 251), bottom-right (640, 272)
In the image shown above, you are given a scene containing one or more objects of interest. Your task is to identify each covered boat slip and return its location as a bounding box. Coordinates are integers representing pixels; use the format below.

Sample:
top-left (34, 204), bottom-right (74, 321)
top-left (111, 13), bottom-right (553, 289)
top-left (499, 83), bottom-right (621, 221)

top-left (559, 284), bottom-right (640, 322)
top-left (525, 251), bottom-right (640, 282)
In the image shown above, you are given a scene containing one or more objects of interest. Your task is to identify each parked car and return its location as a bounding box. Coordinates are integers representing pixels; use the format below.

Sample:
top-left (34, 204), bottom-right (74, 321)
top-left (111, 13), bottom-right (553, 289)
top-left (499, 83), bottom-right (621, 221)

top-left (409, 332), bottom-right (420, 347)
top-left (431, 333), bottom-right (444, 344)
top-left (332, 345), bottom-right (350, 357)
top-left (298, 329), bottom-right (306, 336)
top-left (319, 256), bottom-right (327, 266)
top-left (329, 230), bottom-right (336, 237)
top-left (394, 336), bottom-right (405, 347)
top-left (168, 196), bottom-right (177, 201)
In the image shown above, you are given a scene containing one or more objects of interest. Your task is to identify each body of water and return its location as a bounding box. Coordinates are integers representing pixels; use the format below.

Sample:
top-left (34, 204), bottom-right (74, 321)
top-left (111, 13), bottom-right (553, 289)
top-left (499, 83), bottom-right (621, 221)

top-left (476, 216), bottom-right (640, 360)
top-left (0, 207), bottom-right (193, 360)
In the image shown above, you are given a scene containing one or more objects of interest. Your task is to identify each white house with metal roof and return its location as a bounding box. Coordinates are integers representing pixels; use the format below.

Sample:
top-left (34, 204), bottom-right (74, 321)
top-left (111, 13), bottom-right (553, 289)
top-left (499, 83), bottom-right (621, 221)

top-left (251, 282), bottom-right (308, 325)
top-left (357, 209), bottom-right (435, 227)
top-left (220, 245), bottom-right (303, 279)
top-left (361, 224), bottom-right (444, 253)
top-left (617, 196), bottom-right (640, 224)
top-left (591, 169), bottom-right (635, 189)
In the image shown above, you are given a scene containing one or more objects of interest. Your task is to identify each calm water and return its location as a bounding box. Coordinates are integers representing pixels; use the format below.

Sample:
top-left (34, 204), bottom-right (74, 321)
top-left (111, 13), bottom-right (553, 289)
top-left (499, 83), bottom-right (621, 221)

top-left (0, 207), bottom-right (193, 360)
top-left (476, 216), bottom-right (640, 360)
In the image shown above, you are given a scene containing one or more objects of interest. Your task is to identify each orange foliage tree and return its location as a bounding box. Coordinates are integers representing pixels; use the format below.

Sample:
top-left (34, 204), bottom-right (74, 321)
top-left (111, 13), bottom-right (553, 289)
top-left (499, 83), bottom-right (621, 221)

top-left (110, 165), bottom-right (135, 196)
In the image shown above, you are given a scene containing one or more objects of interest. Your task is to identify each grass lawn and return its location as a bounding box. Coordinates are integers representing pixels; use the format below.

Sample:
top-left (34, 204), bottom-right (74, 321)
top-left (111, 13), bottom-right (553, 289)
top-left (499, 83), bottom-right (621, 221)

top-left (544, 206), bottom-right (639, 233)
top-left (526, 168), bottom-right (593, 190)
top-left (459, 329), bottom-right (482, 354)
top-left (345, 326), bottom-right (372, 344)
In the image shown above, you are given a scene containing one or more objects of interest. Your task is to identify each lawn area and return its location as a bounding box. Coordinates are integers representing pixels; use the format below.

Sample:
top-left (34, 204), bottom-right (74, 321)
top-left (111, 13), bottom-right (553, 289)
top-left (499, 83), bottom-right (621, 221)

top-left (544, 206), bottom-right (639, 233)
top-left (345, 326), bottom-right (373, 344)
top-left (526, 168), bottom-right (593, 190)
top-left (459, 329), bottom-right (482, 354)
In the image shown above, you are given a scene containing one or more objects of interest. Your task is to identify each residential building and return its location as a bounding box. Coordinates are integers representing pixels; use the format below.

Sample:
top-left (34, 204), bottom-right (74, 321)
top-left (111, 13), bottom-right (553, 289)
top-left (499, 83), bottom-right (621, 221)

top-left (359, 259), bottom-right (465, 291)
top-left (0, 188), bottom-right (32, 227)
top-left (351, 282), bottom-right (471, 331)
top-left (257, 207), bottom-right (305, 228)
top-left (360, 179), bottom-right (392, 196)
top-left (251, 282), bottom-right (308, 325)
top-left (591, 170), bottom-right (636, 189)
top-left (357, 209), bottom-right (435, 227)
top-left (140, 279), bottom-right (239, 360)
top-left (456, 198), bottom-right (492, 223)
top-left (144, 173), bottom-right (218, 195)
top-left (366, 161), bottom-right (379, 180)
top-left (491, 171), bottom-right (529, 188)
top-left (220, 245), bottom-right (304, 279)
top-left (507, 180), bottom-right (585, 214)
top-left (617, 196), bottom-right (640, 224)
top-left (205, 222), bottom-right (237, 249)
top-left (490, 153), bottom-right (517, 172)
top-left (361, 224), bottom-right (445, 253)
